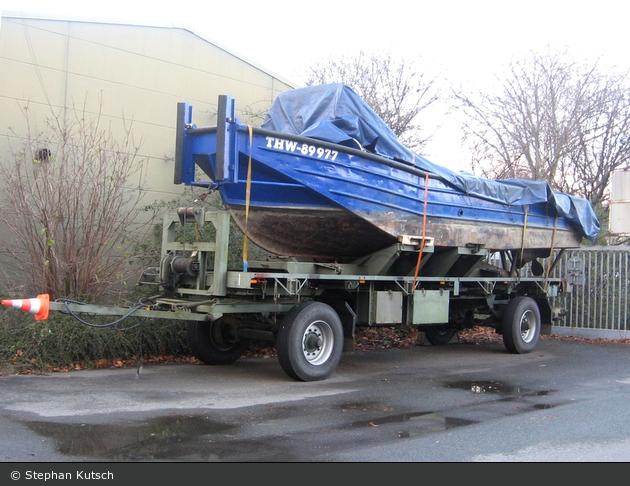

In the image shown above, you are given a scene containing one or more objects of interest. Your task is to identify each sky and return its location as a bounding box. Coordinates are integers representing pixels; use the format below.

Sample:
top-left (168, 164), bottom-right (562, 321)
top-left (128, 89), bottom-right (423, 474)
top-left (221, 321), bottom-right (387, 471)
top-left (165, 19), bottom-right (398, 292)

top-left (2, 0), bottom-right (629, 167)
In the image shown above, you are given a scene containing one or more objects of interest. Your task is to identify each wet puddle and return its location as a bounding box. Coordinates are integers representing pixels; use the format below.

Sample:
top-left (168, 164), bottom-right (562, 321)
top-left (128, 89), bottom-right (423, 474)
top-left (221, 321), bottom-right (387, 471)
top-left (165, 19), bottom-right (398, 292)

top-left (25, 416), bottom-right (238, 461)
top-left (443, 379), bottom-right (560, 417)
top-left (20, 379), bottom-right (561, 460)
top-left (351, 411), bottom-right (477, 437)
top-left (445, 379), bottom-right (552, 397)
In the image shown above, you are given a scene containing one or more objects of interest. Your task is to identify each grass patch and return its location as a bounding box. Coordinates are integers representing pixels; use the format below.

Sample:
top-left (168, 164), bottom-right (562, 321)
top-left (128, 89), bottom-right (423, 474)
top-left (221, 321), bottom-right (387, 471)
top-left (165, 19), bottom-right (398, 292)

top-left (0, 306), bottom-right (191, 373)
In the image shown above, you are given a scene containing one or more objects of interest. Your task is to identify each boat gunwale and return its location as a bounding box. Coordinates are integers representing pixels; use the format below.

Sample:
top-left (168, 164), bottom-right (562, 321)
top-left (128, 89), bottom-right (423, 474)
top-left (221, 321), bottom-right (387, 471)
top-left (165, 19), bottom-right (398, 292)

top-left (189, 124), bottom-right (564, 216)
top-left (187, 124), bottom-right (448, 186)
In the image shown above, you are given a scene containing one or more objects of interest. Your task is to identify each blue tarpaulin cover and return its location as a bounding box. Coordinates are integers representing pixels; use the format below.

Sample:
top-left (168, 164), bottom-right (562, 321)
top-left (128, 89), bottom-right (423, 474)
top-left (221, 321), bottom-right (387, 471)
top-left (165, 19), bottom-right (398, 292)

top-left (261, 83), bottom-right (600, 241)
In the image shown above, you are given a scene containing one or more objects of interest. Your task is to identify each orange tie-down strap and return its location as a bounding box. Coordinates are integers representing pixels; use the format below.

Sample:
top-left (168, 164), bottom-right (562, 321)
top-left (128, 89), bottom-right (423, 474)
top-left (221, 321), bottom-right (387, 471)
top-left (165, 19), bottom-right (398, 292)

top-left (412, 172), bottom-right (430, 292)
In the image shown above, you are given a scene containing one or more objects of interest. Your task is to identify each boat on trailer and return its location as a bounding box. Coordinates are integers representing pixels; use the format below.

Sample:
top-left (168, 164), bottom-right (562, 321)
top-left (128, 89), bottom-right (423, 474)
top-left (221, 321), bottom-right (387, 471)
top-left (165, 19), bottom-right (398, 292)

top-left (175, 84), bottom-right (600, 270)
top-left (9, 85), bottom-right (600, 382)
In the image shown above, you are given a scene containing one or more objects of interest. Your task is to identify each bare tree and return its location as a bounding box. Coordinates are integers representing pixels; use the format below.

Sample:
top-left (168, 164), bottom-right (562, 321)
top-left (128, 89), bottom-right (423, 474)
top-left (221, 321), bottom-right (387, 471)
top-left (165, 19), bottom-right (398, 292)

top-left (453, 48), bottom-right (630, 214)
top-left (304, 50), bottom-right (440, 152)
top-left (0, 98), bottom-right (150, 301)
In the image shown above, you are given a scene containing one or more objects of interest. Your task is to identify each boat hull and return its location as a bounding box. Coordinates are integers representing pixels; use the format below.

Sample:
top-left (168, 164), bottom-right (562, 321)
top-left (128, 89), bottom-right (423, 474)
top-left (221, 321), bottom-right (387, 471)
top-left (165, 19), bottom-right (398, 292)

top-left (228, 206), bottom-right (396, 259)
top-left (227, 204), bottom-right (580, 261)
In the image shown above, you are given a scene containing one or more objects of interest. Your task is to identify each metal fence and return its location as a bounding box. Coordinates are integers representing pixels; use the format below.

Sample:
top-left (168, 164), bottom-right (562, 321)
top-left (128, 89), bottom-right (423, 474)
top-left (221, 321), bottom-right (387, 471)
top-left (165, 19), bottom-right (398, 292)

top-left (548, 246), bottom-right (630, 339)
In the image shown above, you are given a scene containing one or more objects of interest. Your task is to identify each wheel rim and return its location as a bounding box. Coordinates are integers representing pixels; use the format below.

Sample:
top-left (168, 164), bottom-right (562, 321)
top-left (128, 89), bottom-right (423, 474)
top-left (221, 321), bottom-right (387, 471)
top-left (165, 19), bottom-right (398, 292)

top-left (302, 320), bottom-right (334, 365)
top-left (210, 319), bottom-right (238, 351)
top-left (519, 310), bottom-right (538, 343)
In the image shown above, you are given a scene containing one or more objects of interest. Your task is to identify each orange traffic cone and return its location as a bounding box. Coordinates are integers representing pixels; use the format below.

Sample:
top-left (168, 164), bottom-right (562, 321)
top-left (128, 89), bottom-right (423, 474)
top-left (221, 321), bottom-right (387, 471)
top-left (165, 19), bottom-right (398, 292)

top-left (1, 293), bottom-right (50, 320)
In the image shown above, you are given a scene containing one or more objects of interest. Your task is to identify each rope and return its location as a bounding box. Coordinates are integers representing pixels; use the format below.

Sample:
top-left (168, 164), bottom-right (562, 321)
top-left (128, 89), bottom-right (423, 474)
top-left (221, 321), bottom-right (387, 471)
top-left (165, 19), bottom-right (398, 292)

top-left (412, 172), bottom-right (430, 292)
top-left (243, 125), bottom-right (254, 271)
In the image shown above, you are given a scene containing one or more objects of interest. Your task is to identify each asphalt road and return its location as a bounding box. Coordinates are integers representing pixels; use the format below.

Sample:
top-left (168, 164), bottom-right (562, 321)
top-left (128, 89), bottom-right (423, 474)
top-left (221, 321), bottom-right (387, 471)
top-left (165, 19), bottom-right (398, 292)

top-left (1, 337), bottom-right (630, 462)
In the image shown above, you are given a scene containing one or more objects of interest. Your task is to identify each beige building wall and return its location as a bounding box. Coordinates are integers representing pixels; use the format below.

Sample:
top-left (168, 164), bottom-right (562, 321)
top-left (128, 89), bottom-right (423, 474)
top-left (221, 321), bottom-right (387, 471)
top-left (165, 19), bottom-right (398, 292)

top-left (0, 12), bottom-right (297, 294)
top-left (0, 12), bottom-right (296, 204)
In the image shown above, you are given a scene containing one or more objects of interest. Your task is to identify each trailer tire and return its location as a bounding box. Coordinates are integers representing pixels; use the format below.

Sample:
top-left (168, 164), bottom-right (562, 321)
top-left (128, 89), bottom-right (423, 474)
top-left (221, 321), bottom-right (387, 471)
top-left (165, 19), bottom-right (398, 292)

top-left (502, 296), bottom-right (541, 354)
top-left (277, 301), bottom-right (343, 382)
top-left (425, 325), bottom-right (457, 346)
top-left (187, 317), bottom-right (249, 365)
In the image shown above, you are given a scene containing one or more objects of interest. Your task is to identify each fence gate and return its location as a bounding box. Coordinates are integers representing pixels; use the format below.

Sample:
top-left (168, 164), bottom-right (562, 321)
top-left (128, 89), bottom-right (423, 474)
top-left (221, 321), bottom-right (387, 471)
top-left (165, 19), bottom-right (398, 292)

top-left (549, 247), bottom-right (630, 338)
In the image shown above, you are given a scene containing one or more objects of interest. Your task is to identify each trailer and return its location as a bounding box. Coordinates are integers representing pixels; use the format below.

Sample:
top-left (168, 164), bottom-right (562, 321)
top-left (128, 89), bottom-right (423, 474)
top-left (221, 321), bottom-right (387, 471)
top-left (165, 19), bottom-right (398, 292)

top-left (126, 205), bottom-right (565, 380)
top-left (24, 203), bottom-right (562, 381)
top-left (118, 204), bottom-right (568, 381)
top-left (3, 93), bottom-right (577, 382)
top-left (3, 203), bottom-right (566, 382)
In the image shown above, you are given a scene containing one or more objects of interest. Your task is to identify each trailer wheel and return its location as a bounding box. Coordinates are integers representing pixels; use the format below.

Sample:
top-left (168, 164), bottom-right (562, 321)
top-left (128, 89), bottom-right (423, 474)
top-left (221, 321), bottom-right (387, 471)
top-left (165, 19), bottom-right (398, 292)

top-left (187, 317), bottom-right (249, 365)
top-left (502, 296), bottom-right (541, 354)
top-left (277, 301), bottom-right (343, 382)
top-left (425, 325), bottom-right (457, 346)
